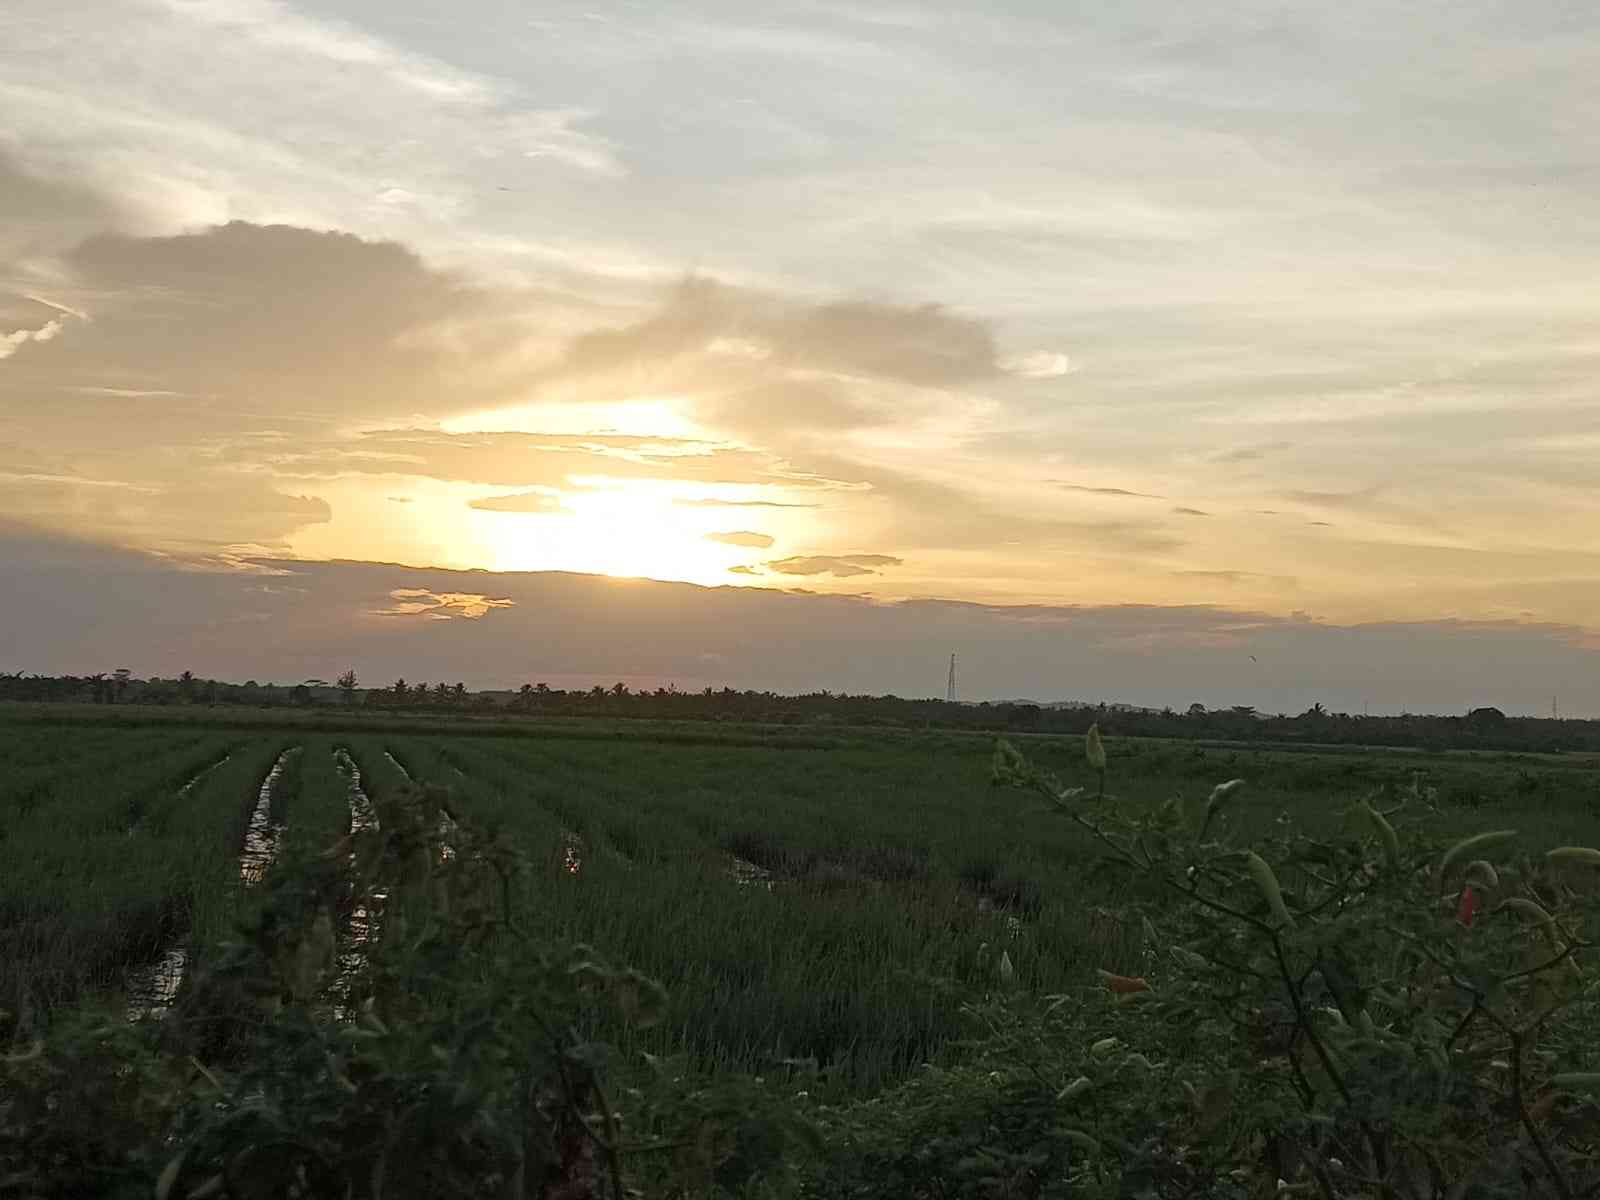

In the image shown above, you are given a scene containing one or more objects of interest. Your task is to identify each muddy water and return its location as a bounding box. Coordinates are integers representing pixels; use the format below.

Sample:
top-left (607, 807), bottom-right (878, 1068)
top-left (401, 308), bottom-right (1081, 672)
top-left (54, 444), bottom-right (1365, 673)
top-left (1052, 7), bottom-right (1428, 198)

top-left (976, 896), bottom-right (1024, 940)
top-left (239, 749), bottom-right (296, 885)
top-left (127, 751), bottom-right (297, 1021)
top-left (332, 750), bottom-right (383, 1020)
top-left (125, 947), bottom-right (188, 1022)
top-left (729, 855), bottom-right (775, 891)
top-left (179, 753), bottom-right (231, 798)
top-left (561, 829), bottom-right (584, 875)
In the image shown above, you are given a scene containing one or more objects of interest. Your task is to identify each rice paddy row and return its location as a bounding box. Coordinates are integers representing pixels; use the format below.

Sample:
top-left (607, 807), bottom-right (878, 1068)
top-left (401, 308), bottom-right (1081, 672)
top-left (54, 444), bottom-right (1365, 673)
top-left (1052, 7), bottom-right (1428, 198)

top-left (4, 712), bottom-right (1597, 1101)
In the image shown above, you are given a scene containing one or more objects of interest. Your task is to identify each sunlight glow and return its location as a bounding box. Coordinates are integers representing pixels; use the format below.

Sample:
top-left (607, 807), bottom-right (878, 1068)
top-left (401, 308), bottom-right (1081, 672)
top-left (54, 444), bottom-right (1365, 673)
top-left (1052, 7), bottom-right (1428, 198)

top-left (476, 481), bottom-right (785, 584)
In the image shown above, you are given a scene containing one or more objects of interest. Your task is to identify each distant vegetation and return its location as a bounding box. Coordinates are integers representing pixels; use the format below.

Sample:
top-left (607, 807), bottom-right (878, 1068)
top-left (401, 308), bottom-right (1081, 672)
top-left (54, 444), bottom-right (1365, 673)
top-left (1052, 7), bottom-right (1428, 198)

top-left (4, 668), bottom-right (1597, 753)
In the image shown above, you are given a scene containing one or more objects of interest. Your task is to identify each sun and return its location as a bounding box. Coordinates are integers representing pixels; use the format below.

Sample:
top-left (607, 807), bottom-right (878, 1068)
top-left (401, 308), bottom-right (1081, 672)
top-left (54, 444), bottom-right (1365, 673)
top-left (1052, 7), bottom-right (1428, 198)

top-left (475, 482), bottom-right (771, 585)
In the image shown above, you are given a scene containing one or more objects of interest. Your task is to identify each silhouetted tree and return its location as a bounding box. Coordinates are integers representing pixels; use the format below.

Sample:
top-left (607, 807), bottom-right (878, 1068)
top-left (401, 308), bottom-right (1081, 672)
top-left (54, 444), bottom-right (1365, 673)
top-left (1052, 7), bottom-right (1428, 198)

top-left (336, 669), bottom-right (358, 704)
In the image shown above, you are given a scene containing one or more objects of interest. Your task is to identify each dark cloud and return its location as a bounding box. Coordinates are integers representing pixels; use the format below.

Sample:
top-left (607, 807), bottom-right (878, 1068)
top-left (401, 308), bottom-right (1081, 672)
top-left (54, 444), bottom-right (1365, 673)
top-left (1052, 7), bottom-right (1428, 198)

top-left (765, 554), bottom-right (903, 578)
top-left (1055, 483), bottom-right (1164, 499)
top-left (467, 491), bottom-right (565, 514)
top-left (675, 497), bottom-right (820, 510)
top-left (1173, 506), bottom-right (1209, 516)
top-left (0, 474), bottom-right (330, 552)
top-left (11, 221), bottom-right (511, 427)
top-left (696, 377), bottom-right (880, 434)
top-left (0, 151), bottom-right (125, 262)
top-left (3, 530), bottom-right (1598, 716)
top-left (705, 531), bottom-right (775, 548)
top-left (561, 277), bottom-right (1001, 390)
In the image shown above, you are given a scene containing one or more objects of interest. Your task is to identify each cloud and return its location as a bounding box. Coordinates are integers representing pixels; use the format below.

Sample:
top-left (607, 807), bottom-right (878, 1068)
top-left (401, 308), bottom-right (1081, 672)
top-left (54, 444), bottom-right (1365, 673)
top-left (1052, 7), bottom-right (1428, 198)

top-left (1000, 350), bottom-right (1073, 378)
top-left (265, 428), bottom-right (841, 492)
top-left (372, 587), bottom-right (515, 619)
top-left (765, 553), bottom-right (903, 578)
top-left (705, 530), bottom-right (775, 549)
top-left (0, 474), bottom-right (331, 553)
top-left (0, 154), bottom-right (127, 261)
top-left (675, 497), bottom-right (820, 509)
top-left (1172, 570), bottom-right (1297, 588)
top-left (4, 532), bottom-right (1600, 716)
top-left (0, 317), bottom-right (63, 360)
top-left (728, 565), bottom-right (762, 575)
top-left (562, 279), bottom-right (1001, 390)
top-left (1285, 486), bottom-right (1385, 511)
top-left (467, 490), bottom-right (565, 514)
top-left (1211, 442), bottom-right (1292, 464)
top-left (1055, 483), bottom-right (1164, 499)
top-left (1173, 506), bottom-right (1210, 516)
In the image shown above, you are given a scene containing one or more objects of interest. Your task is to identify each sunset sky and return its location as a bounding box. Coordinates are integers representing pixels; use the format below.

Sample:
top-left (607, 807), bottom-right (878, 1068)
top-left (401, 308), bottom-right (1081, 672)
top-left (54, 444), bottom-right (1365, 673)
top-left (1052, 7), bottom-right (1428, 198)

top-left (4, 0), bottom-right (1599, 714)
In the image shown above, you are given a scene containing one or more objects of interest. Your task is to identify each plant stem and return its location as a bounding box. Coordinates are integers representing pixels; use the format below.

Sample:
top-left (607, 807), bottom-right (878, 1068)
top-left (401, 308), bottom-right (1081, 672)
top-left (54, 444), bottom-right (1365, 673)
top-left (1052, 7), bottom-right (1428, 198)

top-left (1511, 1030), bottom-right (1571, 1200)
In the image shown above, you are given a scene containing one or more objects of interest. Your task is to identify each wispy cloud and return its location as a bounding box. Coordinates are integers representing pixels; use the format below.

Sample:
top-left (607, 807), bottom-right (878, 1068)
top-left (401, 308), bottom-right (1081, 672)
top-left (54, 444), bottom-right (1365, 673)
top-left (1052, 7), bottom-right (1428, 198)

top-left (1000, 350), bottom-right (1072, 378)
top-left (765, 554), bottom-right (902, 578)
top-left (1054, 483), bottom-right (1163, 499)
top-left (675, 498), bottom-right (819, 509)
top-left (468, 490), bottom-right (565, 513)
top-left (0, 317), bottom-right (63, 360)
top-left (705, 530), bottom-right (774, 548)
top-left (372, 587), bottom-right (515, 619)
top-left (1211, 441), bottom-right (1292, 464)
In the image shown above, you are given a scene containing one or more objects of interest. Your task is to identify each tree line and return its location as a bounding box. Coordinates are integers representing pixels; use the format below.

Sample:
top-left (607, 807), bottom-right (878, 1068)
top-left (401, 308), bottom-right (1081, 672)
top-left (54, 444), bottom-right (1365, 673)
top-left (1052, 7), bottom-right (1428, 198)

top-left (3, 668), bottom-right (1596, 752)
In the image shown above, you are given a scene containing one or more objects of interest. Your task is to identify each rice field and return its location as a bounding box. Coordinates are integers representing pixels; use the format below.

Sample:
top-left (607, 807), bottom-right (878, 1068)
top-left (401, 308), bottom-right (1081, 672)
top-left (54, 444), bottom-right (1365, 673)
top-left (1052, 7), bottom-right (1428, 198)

top-left (3, 708), bottom-right (1598, 1098)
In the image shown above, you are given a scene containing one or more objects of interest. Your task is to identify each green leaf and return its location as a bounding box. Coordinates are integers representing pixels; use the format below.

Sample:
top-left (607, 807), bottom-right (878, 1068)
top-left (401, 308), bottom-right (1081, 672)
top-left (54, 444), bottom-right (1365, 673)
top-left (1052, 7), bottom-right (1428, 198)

top-left (1245, 851), bottom-right (1294, 928)
top-left (1360, 800), bottom-right (1399, 869)
top-left (1060, 1128), bottom-right (1100, 1154)
top-left (1437, 830), bottom-right (1517, 886)
top-left (155, 1147), bottom-right (190, 1200)
top-left (1547, 847), bottom-right (1600, 867)
top-left (1084, 724), bottom-right (1106, 771)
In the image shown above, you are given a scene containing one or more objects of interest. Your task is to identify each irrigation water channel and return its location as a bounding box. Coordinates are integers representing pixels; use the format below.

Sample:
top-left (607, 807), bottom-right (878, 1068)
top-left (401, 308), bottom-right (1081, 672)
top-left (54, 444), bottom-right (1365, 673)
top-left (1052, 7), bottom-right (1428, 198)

top-left (124, 747), bottom-right (397, 1023)
top-left (125, 748), bottom-right (294, 1021)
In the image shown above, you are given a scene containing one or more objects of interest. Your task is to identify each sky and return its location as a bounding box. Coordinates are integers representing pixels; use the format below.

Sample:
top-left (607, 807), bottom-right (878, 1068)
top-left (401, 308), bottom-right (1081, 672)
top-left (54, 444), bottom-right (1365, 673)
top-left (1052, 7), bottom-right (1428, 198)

top-left (2, 0), bottom-right (1599, 713)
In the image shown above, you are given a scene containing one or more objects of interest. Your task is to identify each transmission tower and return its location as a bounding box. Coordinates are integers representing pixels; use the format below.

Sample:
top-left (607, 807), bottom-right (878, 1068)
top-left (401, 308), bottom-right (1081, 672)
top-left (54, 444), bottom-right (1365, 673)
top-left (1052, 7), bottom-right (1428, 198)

top-left (947, 653), bottom-right (957, 703)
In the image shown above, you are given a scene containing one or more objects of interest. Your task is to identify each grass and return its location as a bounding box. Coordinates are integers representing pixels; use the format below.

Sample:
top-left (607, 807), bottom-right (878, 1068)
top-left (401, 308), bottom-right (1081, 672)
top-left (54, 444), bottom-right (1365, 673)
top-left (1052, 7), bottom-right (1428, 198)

top-left (4, 708), bottom-right (1598, 1101)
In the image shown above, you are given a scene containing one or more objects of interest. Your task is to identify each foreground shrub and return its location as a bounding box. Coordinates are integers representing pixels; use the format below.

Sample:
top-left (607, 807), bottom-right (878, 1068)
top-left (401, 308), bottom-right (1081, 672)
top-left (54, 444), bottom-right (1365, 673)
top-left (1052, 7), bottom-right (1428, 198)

top-left (1, 778), bottom-right (815, 1199)
top-left (976, 732), bottom-right (1600, 1198)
